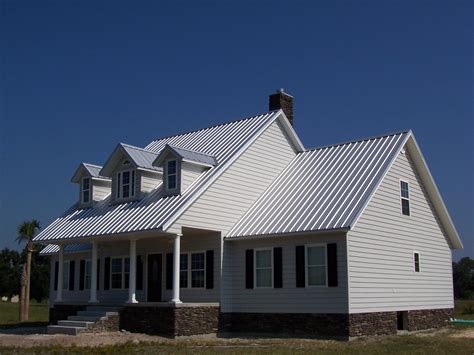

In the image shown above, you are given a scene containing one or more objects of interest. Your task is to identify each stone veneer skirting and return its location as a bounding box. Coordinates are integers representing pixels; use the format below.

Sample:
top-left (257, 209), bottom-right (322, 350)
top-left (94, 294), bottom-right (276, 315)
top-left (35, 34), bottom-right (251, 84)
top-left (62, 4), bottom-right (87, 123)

top-left (50, 305), bottom-right (452, 337)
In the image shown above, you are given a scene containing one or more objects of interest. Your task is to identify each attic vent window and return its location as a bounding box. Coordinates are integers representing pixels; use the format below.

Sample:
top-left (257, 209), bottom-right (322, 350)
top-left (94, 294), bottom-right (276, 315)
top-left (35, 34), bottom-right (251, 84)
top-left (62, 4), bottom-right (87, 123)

top-left (117, 170), bottom-right (136, 199)
top-left (167, 160), bottom-right (177, 190)
top-left (400, 180), bottom-right (410, 216)
top-left (122, 159), bottom-right (130, 166)
top-left (82, 177), bottom-right (91, 204)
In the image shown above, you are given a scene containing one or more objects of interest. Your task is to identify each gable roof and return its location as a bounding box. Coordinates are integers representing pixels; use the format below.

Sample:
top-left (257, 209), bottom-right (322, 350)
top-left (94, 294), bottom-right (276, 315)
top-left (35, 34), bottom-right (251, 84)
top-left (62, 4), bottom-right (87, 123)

top-left (154, 144), bottom-right (218, 167)
top-left (100, 143), bottom-right (162, 177)
top-left (71, 163), bottom-right (109, 183)
top-left (227, 131), bottom-right (409, 238)
top-left (227, 130), bottom-right (462, 250)
top-left (33, 110), bottom-right (302, 243)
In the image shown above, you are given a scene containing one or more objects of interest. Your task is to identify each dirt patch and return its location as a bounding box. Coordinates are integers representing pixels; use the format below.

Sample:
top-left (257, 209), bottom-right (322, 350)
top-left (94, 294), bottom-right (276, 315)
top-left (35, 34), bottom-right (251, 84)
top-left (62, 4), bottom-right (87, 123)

top-left (449, 328), bottom-right (474, 338)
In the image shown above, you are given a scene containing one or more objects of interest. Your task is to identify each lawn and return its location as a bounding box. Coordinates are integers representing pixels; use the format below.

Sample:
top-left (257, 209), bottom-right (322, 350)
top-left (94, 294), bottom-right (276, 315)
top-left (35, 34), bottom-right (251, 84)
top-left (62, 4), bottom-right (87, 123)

top-left (454, 300), bottom-right (474, 320)
top-left (0, 301), bottom-right (49, 327)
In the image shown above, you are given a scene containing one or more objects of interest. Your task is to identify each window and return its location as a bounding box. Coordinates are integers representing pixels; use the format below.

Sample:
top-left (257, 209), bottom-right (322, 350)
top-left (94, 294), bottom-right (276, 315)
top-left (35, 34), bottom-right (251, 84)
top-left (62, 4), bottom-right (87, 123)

top-left (180, 254), bottom-right (188, 288)
top-left (62, 261), bottom-right (70, 290)
top-left (306, 245), bottom-right (327, 286)
top-left (255, 249), bottom-right (272, 288)
top-left (85, 260), bottom-right (92, 290)
top-left (400, 180), bottom-right (410, 216)
top-left (111, 257), bottom-right (130, 289)
top-left (82, 177), bottom-right (91, 204)
top-left (414, 252), bottom-right (420, 272)
top-left (167, 160), bottom-right (177, 190)
top-left (191, 252), bottom-right (205, 288)
top-left (117, 170), bottom-right (135, 199)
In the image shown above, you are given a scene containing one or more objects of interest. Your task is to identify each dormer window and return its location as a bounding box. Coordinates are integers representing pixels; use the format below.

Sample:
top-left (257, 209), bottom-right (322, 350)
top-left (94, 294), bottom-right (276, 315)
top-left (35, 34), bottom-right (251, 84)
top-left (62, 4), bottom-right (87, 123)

top-left (82, 177), bottom-right (91, 204)
top-left (166, 160), bottom-right (177, 190)
top-left (117, 170), bottom-right (136, 199)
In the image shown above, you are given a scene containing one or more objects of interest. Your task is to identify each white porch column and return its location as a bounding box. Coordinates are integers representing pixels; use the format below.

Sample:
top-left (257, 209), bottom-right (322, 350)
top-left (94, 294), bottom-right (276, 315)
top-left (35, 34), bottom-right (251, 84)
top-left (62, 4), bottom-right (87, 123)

top-left (171, 234), bottom-right (182, 304)
top-left (89, 241), bottom-right (98, 303)
top-left (127, 238), bottom-right (138, 303)
top-left (55, 245), bottom-right (64, 302)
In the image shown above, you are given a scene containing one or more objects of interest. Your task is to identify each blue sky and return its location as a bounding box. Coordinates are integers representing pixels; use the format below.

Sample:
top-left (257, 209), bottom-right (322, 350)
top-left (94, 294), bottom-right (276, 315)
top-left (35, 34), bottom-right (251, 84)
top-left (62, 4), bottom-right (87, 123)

top-left (1, 1), bottom-right (472, 260)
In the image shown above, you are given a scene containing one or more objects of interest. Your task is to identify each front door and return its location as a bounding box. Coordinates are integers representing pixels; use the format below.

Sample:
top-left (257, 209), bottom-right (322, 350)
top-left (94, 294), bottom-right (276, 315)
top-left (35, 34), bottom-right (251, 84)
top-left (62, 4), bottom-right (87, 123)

top-left (147, 254), bottom-right (162, 302)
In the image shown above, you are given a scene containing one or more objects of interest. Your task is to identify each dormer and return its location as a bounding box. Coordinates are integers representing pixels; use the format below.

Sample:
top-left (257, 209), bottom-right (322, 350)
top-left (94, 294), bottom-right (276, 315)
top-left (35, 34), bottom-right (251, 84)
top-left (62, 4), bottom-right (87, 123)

top-left (71, 163), bottom-right (112, 208)
top-left (153, 145), bottom-right (217, 196)
top-left (100, 143), bottom-right (162, 203)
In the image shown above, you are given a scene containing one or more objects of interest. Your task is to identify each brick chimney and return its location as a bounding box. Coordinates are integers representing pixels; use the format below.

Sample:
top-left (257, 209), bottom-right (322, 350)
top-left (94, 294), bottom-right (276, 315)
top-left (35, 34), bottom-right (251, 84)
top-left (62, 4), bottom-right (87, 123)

top-left (269, 88), bottom-right (294, 126)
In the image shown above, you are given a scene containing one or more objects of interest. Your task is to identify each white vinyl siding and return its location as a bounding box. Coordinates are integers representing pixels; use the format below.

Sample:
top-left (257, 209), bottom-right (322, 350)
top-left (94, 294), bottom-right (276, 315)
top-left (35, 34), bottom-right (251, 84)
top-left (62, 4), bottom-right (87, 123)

top-left (221, 233), bottom-right (348, 314)
top-left (92, 179), bottom-right (112, 202)
top-left (168, 120), bottom-right (297, 235)
top-left (347, 149), bottom-right (454, 313)
top-left (181, 162), bottom-right (205, 192)
top-left (140, 170), bottom-right (161, 194)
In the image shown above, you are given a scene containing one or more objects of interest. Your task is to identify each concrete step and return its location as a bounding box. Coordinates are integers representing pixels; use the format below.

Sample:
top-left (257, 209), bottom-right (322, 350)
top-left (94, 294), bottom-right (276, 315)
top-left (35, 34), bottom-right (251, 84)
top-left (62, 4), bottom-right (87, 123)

top-left (76, 310), bottom-right (119, 317)
top-left (47, 325), bottom-right (86, 335)
top-left (58, 320), bottom-right (95, 328)
top-left (68, 315), bottom-right (103, 322)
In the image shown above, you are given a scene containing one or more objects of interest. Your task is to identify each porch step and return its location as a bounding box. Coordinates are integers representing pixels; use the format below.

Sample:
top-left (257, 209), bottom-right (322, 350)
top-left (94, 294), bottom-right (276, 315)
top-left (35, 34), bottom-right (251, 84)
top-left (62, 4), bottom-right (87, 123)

top-left (67, 315), bottom-right (103, 322)
top-left (47, 325), bottom-right (86, 335)
top-left (85, 306), bottom-right (122, 312)
top-left (58, 320), bottom-right (95, 328)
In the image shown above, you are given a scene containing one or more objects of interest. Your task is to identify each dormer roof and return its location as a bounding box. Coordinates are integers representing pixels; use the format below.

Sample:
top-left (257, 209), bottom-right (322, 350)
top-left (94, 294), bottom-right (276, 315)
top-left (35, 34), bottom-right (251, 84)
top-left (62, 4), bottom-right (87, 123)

top-left (71, 163), bottom-right (109, 183)
top-left (100, 143), bottom-right (162, 177)
top-left (154, 144), bottom-right (218, 168)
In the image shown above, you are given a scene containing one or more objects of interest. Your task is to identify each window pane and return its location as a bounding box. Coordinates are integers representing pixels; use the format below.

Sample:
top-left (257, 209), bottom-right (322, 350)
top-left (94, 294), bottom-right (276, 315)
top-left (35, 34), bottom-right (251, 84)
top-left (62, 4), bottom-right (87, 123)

top-left (402, 199), bottom-right (410, 216)
top-left (62, 262), bottom-right (69, 290)
top-left (131, 171), bottom-right (135, 196)
top-left (117, 173), bottom-right (121, 198)
top-left (256, 269), bottom-right (272, 287)
top-left (83, 178), bottom-right (90, 190)
top-left (83, 190), bottom-right (90, 203)
top-left (191, 253), bottom-right (205, 270)
top-left (111, 273), bottom-right (122, 289)
top-left (122, 171), bottom-right (130, 184)
top-left (111, 259), bottom-right (122, 273)
top-left (256, 250), bottom-right (271, 268)
top-left (308, 266), bottom-right (326, 286)
top-left (307, 246), bottom-right (325, 266)
top-left (167, 160), bottom-right (177, 174)
top-left (85, 261), bottom-right (91, 289)
top-left (168, 175), bottom-right (176, 189)
top-left (400, 181), bottom-right (409, 198)
top-left (191, 270), bottom-right (204, 288)
top-left (180, 254), bottom-right (188, 288)
top-left (124, 258), bottom-right (130, 272)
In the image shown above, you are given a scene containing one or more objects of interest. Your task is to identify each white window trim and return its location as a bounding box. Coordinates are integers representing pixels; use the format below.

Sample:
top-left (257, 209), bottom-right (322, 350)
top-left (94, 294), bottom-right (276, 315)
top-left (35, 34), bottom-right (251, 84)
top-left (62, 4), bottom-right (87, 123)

top-left (81, 177), bottom-right (91, 204)
top-left (179, 251), bottom-right (206, 289)
top-left (413, 251), bottom-right (420, 273)
top-left (400, 179), bottom-right (410, 216)
top-left (63, 260), bottom-right (70, 291)
top-left (166, 158), bottom-right (178, 191)
top-left (110, 256), bottom-right (130, 290)
top-left (85, 259), bottom-right (92, 290)
top-left (254, 248), bottom-right (273, 289)
top-left (116, 170), bottom-right (136, 200)
top-left (305, 244), bottom-right (328, 288)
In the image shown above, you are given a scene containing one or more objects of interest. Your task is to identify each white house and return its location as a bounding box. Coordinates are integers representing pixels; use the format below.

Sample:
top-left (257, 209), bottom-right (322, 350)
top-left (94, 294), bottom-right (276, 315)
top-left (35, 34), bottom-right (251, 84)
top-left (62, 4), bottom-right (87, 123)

top-left (34, 90), bottom-right (463, 337)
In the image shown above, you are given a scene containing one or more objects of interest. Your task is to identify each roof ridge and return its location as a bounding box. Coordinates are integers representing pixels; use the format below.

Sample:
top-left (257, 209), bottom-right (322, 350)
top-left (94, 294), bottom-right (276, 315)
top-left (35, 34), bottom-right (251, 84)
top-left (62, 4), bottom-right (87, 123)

top-left (82, 162), bottom-right (103, 168)
top-left (120, 142), bottom-right (158, 154)
top-left (167, 144), bottom-right (216, 157)
top-left (304, 129), bottom-right (410, 152)
top-left (146, 110), bottom-right (280, 145)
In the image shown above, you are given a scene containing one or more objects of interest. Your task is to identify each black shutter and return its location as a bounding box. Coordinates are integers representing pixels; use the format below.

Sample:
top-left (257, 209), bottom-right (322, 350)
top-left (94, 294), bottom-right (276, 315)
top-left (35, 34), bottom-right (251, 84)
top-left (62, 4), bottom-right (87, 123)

top-left (79, 260), bottom-right (85, 291)
top-left (69, 260), bottom-right (75, 291)
top-left (327, 243), bottom-right (338, 287)
top-left (274, 247), bottom-right (283, 288)
top-left (166, 253), bottom-right (173, 290)
top-left (96, 259), bottom-right (100, 290)
top-left (245, 249), bottom-right (254, 289)
top-left (296, 245), bottom-right (305, 288)
top-left (54, 261), bottom-right (58, 291)
top-left (206, 250), bottom-right (214, 289)
top-left (104, 257), bottom-right (110, 290)
top-left (136, 255), bottom-right (143, 290)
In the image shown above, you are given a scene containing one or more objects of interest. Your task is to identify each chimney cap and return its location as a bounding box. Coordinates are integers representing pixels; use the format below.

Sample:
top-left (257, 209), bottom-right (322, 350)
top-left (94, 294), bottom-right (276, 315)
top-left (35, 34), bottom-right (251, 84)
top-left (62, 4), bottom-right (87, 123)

top-left (272, 88), bottom-right (293, 98)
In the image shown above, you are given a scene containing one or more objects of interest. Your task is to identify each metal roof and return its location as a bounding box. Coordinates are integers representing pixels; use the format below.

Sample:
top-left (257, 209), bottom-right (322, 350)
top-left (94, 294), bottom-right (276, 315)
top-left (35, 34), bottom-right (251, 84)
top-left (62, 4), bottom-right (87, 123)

top-left (32, 111), bottom-right (282, 243)
top-left (155, 144), bottom-right (217, 167)
top-left (39, 243), bottom-right (92, 255)
top-left (120, 144), bottom-right (161, 172)
top-left (71, 163), bottom-right (109, 183)
top-left (227, 131), bottom-right (410, 238)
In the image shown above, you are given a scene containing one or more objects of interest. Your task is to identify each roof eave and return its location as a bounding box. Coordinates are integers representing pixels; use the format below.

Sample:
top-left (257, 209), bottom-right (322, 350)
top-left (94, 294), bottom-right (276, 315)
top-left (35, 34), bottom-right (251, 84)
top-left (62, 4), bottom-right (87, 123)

top-left (226, 227), bottom-right (350, 241)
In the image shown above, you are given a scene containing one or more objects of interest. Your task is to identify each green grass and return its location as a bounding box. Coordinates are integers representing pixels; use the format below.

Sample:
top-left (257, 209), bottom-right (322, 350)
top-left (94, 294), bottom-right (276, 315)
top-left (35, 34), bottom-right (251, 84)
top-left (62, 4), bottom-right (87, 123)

top-left (454, 300), bottom-right (474, 320)
top-left (0, 301), bottom-right (49, 327)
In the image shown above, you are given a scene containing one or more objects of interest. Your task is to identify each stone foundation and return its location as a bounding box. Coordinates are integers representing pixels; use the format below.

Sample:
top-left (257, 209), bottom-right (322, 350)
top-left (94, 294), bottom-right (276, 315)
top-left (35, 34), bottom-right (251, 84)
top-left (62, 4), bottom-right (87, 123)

top-left (220, 312), bottom-right (349, 337)
top-left (49, 304), bottom-right (86, 325)
top-left (83, 315), bottom-right (120, 333)
top-left (120, 304), bottom-right (220, 336)
top-left (407, 308), bottom-right (452, 331)
top-left (348, 312), bottom-right (397, 337)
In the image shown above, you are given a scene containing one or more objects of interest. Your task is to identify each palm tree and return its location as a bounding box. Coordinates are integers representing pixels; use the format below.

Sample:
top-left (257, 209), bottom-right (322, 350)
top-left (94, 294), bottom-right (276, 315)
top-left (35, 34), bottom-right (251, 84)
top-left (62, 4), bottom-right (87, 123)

top-left (16, 219), bottom-right (41, 322)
